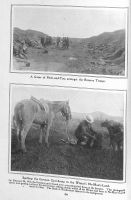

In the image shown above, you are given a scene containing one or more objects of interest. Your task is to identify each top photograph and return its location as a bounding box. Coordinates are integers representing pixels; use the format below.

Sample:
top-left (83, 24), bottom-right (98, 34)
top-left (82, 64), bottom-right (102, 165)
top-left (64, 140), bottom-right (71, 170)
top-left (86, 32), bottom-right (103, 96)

top-left (11, 6), bottom-right (128, 77)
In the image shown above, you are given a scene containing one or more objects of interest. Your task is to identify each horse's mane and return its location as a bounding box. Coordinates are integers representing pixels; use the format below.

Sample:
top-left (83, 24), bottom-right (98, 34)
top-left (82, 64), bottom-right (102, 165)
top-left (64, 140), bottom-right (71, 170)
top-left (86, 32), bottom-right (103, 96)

top-left (40, 99), bottom-right (68, 106)
top-left (46, 100), bottom-right (67, 104)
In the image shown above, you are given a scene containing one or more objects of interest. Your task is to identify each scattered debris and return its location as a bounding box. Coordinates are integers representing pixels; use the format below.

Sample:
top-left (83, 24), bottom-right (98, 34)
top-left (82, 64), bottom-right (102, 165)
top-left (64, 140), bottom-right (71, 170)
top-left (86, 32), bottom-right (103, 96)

top-left (68, 57), bottom-right (77, 61)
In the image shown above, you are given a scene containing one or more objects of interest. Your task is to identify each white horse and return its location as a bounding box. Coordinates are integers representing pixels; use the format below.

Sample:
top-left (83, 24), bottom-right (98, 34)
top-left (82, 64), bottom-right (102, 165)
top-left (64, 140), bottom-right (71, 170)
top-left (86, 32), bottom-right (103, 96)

top-left (13, 96), bottom-right (72, 152)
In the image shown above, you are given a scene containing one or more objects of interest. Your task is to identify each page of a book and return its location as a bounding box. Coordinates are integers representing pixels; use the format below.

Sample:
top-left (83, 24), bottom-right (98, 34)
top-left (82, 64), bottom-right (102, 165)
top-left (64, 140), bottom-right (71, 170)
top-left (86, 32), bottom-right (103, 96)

top-left (0, 0), bottom-right (130, 199)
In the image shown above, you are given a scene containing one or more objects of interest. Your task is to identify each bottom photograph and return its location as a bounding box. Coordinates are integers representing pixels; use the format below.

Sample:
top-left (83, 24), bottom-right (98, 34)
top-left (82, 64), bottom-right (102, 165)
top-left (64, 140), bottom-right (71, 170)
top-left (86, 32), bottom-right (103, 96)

top-left (10, 84), bottom-right (125, 181)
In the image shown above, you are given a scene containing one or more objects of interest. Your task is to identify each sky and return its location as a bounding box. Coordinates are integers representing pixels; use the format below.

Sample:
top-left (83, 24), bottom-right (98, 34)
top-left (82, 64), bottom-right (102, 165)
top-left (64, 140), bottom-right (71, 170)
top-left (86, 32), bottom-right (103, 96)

top-left (13, 6), bottom-right (127, 38)
top-left (11, 85), bottom-right (125, 117)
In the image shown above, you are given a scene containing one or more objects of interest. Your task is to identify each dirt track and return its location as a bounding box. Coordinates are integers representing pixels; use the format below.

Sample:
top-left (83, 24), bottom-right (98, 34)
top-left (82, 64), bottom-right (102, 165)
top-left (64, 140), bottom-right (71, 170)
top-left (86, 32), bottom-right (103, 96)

top-left (13, 47), bottom-right (75, 72)
top-left (13, 44), bottom-right (123, 75)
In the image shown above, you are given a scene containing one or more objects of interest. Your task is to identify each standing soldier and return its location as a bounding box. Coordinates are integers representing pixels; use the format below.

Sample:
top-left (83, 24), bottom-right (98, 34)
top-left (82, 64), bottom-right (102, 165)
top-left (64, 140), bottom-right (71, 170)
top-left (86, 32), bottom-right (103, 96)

top-left (41, 36), bottom-right (46, 47)
top-left (56, 36), bottom-right (60, 48)
top-left (65, 37), bottom-right (69, 49)
top-left (19, 40), bottom-right (28, 59)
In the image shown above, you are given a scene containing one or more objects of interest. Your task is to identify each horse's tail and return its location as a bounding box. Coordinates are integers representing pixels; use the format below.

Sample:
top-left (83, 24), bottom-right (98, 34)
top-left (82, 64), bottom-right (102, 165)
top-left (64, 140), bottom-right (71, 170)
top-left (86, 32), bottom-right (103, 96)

top-left (12, 115), bottom-right (17, 129)
top-left (14, 103), bottom-right (24, 130)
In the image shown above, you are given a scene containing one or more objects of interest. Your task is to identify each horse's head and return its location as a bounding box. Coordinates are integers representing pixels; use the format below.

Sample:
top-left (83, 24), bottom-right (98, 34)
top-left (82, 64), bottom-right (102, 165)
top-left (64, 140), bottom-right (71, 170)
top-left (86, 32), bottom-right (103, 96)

top-left (61, 101), bottom-right (72, 121)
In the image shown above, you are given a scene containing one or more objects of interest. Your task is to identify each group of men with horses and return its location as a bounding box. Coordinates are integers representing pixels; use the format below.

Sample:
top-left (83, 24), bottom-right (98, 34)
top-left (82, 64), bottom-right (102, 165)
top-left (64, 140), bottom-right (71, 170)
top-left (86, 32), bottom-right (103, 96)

top-left (41, 36), bottom-right (70, 49)
top-left (40, 36), bottom-right (52, 48)
top-left (12, 96), bottom-right (123, 153)
top-left (12, 96), bottom-right (95, 153)
top-left (13, 35), bottom-right (70, 62)
top-left (56, 36), bottom-right (69, 49)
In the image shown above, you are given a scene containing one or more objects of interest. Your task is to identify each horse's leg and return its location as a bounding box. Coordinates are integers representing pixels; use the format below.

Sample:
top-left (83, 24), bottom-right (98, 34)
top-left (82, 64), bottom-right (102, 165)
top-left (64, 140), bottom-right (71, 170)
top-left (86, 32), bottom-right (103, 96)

top-left (16, 127), bottom-right (20, 143)
top-left (13, 115), bottom-right (19, 144)
top-left (39, 124), bottom-right (46, 144)
top-left (45, 126), bottom-right (51, 148)
top-left (90, 139), bottom-right (94, 148)
top-left (65, 120), bottom-right (70, 141)
top-left (114, 143), bottom-right (118, 151)
top-left (39, 126), bottom-right (43, 144)
top-left (21, 122), bottom-right (32, 152)
top-left (45, 117), bottom-right (53, 147)
top-left (16, 119), bottom-right (23, 144)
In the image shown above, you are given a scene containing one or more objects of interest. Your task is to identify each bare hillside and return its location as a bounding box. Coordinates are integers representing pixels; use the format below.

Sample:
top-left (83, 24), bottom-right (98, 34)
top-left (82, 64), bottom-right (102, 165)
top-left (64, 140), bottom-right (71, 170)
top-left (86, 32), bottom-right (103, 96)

top-left (13, 28), bottom-right (125, 76)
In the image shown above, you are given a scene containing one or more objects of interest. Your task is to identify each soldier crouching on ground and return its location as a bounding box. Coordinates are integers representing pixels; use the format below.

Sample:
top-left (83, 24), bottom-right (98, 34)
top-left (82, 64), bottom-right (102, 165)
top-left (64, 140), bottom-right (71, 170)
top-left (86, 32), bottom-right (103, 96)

top-left (75, 115), bottom-right (96, 148)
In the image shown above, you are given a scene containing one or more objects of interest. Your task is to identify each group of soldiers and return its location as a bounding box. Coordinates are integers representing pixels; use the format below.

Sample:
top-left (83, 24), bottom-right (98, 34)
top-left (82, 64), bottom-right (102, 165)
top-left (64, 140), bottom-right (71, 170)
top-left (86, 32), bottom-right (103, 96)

top-left (13, 35), bottom-right (70, 60)
top-left (40, 36), bottom-right (70, 49)
top-left (40, 36), bottom-right (52, 48)
top-left (56, 36), bottom-right (69, 49)
top-left (13, 40), bottom-right (28, 59)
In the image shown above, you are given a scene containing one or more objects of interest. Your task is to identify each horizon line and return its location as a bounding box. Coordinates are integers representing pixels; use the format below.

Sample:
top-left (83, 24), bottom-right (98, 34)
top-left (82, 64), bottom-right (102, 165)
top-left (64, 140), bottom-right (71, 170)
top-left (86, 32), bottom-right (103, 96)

top-left (13, 26), bottom-right (125, 39)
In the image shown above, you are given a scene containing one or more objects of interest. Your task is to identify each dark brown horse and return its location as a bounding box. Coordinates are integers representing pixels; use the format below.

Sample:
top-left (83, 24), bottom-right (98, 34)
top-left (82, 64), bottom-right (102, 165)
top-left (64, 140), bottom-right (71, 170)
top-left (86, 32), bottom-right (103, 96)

top-left (101, 120), bottom-right (123, 151)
